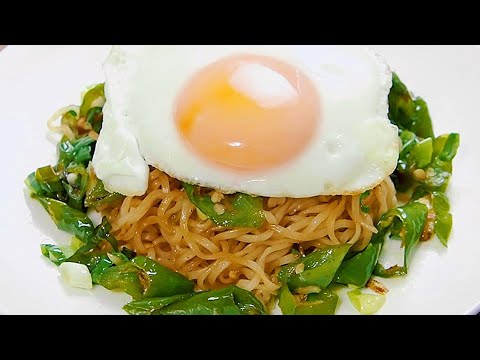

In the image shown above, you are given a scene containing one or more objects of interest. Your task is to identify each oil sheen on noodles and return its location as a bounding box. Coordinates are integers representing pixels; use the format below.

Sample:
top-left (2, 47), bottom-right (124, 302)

top-left (100, 168), bottom-right (397, 305)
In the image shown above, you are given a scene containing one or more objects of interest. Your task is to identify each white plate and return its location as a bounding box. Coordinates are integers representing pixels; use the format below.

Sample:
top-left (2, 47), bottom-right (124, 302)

top-left (0, 45), bottom-right (479, 315)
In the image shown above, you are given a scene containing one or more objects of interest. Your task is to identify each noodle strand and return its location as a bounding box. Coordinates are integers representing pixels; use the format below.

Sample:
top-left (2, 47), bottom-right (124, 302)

top-left (103, 170), bottom-right (396, 304)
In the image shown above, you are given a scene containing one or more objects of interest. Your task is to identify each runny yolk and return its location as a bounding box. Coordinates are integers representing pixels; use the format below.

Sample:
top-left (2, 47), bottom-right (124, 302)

top-left (175, 54), bottom-right (321, 172)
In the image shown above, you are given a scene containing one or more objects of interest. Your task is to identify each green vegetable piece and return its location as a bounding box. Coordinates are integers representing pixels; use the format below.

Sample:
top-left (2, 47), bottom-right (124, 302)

top-left (62, 163), bottom-right (89, 210)
top-left (58, 136), bottom-right (95, 170)
top-left (399, 130), bottom-right (417, 156)
top-left (34, 196), bottom-right (95, 243)
top-left (229, 286), bottom-right (267, 315)
top-left (409, 138), bottom-right (433, 169)
top-left (388, 73), bottom-right (413, 128)
top-left (335, 243), bottom-right (382, 287)
top-left (34, 209), bottom-right (117, 271)
top-left (85, 177), bottom-right (124, 209)
top-left (108, 252), bottom-right (130, 265)
top-left (422, 133), bottom-right (460, 193)
top-left (130, 256), bottom-right (194, 298)
top-left (90, 255), bottom-right (113, 284)
top-left (154, 286), bottom-right (266, 315)
top-left (394, 129), bottom-right (459, 249)
top-left (70, 237), bottom-right (85, 251)
top-left (278, 285), bottom-right (296, 315)
top-left (25, 172), bottom-right (44, 195)
top-left (183, 183), bottom-right (265, 228)
top-left (373, 202), bottom-right (428, 278)
top-left (278, 284), bottom-right (339, 315)
top-left (67, 218), bottom-right (118, 271)
top-left (391, 130), bottom-right (419, 193)
top-left (121, 247), bottom-right (137, 260)
top-left (278, 244), bottom-right (351, 291)
top-left (347, 289), bottom-right (385, 315)
top-left (86, 107), bottom-right (103, 133)
top-left (375, 264), bottom-right (407, 277)
top-left (64, 217), bottom-right (118, 258)
top-left (123, 294), bottom-right (194, 315)
top-left (437, 133), bottom-right (460, 162)
top-left (360, 190), bottom-right (371, 213)
top-left (26, 166), bottom-right (67, 202)
top-left (80, 84), bottom-right (105, 117)
top-left (432, 191), bottom-right (452, 247)
top-left (89, 251), bottom-right (131, 284)
top-left (95, 217), bottom-right (118, 251)
top-left (68, 250), bottom-right (114, 273)
top-left (410, 98), bottom-right (434, 140)
top-left (388, 73), bottom-right (434, 139)
top-left (35, 165), bottom-right (65, 195)
top-left (41, 244), bottom-right (68, 266)
top-left (97, 262), bottom-right (145, 299)
top-left (294, 289), bottom-right (339, 315)
top-left (96, 256), bottom-right (194, 300)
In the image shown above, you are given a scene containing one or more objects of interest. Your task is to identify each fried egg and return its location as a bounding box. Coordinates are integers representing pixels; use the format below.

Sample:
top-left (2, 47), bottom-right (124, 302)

top-left (92, 45), bottom-right (399, 198)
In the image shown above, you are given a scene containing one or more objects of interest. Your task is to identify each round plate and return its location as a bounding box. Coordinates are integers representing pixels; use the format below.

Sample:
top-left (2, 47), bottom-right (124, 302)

top-left (0, 45), bottom-right (478, 315)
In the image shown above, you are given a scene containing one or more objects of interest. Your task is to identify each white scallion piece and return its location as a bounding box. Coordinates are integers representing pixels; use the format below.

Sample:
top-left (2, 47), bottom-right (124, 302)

top-left (347, 289), bottom-right (386, 315)
top-left (59, 263), bottom-right (93, 290)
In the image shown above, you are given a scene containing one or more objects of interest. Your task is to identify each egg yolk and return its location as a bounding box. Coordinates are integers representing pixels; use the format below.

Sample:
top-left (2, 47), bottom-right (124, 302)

top-left (175, 54), bottom-right (321, 172)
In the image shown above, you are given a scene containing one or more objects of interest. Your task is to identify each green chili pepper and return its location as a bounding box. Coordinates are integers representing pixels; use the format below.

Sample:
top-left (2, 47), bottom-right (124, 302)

top-left (278, 285), bottom-right (338, 315)
top-left (90, 255), bottom-right (114, 283)
top-left (123, 294), bottom-right (194, 315)
top-left (278, 244), bottom-right (351, 291)
top-left (124, 285), bottom-right (266, 315)
top-left (432, 191), bottom-right (452, 247)
top-left (130, 256), bottom-right (194, 298)
top-left (25, 172), bottom-right (44, 196)
top-left (422, 133), bottom-right (460, 193)
top-left (57, 136), bottom-right (95, 170)
top-left (334, 243), bottom-right (382, 287)
top-left (69, 250), bottom-right (112, 272)
top-left (61, 163), bottom-right (89, 210)
top-left (396, 132), bottom-right (459, 195)
top-left (399, 132), bottom-right (458, 248)
top-left (397, 130), bottom-right (417, 172)
top-left (436, 133), bottom-right (460, 162)
top-left (95, 217), bottom-right (118, 250)
top-left (183, 183), bottom-right (265, 228)
top-left (25, 166), bottom-right (67, 202)
top-left (294, 288), bottom-right (338, 315)
top-left (96, 256), bottom-right (194, 300)
top-left (96, 262), bottom-right (145, 298)
top-left (40, 244), bottom-right (68, 266)
top-left (373, 202), bottom-right (428, 278)
top-left (71, 217), bottom-right (117, 251)
top-left (34, 196), bottom-right (95, 243)
top-left (35, 165), bottom-right (65, 195)
top-left (388, 73), bottom-right (434, 139)
top-left (121, 247), bottom-right (137, 260)
top-left (65, 217), bottom-right (118, 270)
top-left (85, 176), bottom-right (124, 209)
top-left (409, 138), bottom-right (433, 169)
top-left (229, 285), bottom-right (266, 315)
top-left (388, 75), bottom-right (459, 249)
top-left (278, 285), bottom-right (296, 315)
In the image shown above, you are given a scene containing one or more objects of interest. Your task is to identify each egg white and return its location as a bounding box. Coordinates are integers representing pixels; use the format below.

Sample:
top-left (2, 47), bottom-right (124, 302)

top-left (93, 45), bottom-right (399, 198)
